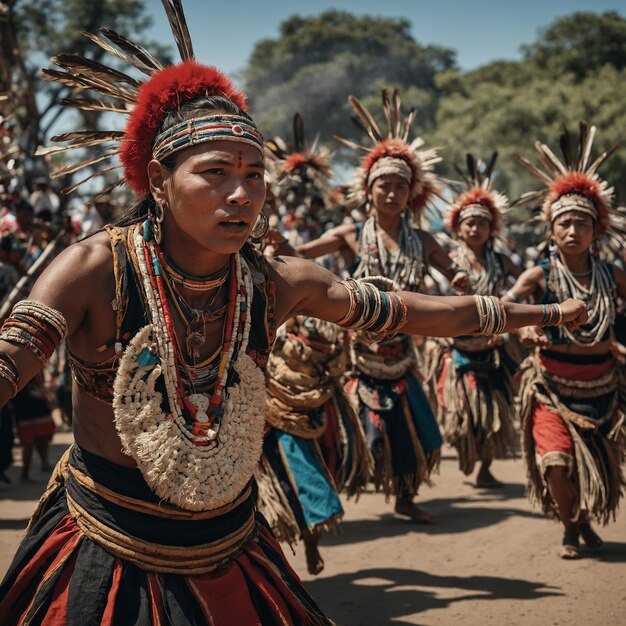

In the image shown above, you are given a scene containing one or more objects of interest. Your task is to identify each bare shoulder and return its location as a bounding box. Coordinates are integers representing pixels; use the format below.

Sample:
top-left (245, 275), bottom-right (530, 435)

top-left (266, 254), bottom-right (334, 288)
top-left (416, 229), bottom-right (439, 252)
top-left (266, 254), bottom-right (342, 324)
top-left (28, 231), bottom-right (114, 333)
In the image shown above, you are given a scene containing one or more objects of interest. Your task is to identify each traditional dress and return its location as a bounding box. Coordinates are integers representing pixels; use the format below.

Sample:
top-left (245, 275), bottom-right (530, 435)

top-left (258, 115), bottom-right (371, 544)
top-left (430, 157), bottom-right (518, 475)
top-left (257, 318), bottom-right (371, 544)
top-left (332, 91), bottom-right (444, 499)
top-left (0, 226), bottom-right (332, 625)
top-left (520, 258), bottom-right (626, 523)
top-left (0, 3), bottom-right (333, 621)
top-left (515, 122), bottom-right (626, 525)
top-left (345, 214), bottom-right (442, 497)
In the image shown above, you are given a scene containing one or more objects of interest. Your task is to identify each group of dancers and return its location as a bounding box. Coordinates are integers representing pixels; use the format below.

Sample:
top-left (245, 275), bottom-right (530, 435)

top-left (256, 93), bottom-right (625, 572)
top-left (0, 1), bottom-right (622, 624)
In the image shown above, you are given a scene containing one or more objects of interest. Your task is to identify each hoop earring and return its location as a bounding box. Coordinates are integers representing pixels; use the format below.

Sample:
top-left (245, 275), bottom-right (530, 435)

top-left (249, 212), bottom-right (269, 244)
top-left (153, 202), bottom-right (165, 245)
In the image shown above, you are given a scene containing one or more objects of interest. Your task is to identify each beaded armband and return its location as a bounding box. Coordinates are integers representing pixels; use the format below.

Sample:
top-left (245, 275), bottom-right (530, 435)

top-left (505, 289), bottom-right (520, 303)
top-left (473, 295), bottom-right (507, 335)
top-left (0, 300), bottom-right (68, 364)
top-left (0, 353), bottom-right (19, 398)
top-left (540, 303), bottom-right (564, 327)
top-left (336, 277), bottom-right (408, 341)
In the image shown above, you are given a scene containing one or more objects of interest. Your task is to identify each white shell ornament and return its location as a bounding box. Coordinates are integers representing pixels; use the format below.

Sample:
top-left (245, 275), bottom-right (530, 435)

top-left (112, 325), bottom-right (267, 511)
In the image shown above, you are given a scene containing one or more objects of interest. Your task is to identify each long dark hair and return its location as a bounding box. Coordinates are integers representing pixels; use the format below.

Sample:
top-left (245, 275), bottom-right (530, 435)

top-left (114, 95), bottom-right (257, 227)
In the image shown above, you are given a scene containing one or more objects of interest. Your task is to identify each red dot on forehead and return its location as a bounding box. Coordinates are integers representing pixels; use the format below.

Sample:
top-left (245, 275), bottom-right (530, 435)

top-left (237, 150), bottom-right (242, 168)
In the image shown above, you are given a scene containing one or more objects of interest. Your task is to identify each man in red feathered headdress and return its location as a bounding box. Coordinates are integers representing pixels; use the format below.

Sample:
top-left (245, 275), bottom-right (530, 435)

top-left (433, 154), bottom-right (523, 488)
top-left (505, 123), bottom-right (626, 560)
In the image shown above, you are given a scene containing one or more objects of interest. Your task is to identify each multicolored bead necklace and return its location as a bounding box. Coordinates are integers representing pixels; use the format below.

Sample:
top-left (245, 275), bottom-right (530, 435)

top-left (136, 220), bottom-right (253, 445)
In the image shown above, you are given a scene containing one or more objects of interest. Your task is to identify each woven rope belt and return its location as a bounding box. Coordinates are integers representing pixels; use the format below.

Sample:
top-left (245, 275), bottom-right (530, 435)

top-left (53, 447), bottom-right (259, 575)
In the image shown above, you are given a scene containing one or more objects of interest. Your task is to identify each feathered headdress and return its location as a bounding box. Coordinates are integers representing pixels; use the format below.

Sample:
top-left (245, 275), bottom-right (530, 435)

top-left (514, 121), bottom-right (617, 236)
top-left (334, 88), bottom-right (442, 214)
top-left (36, 0), bottom-right (258, 198)
top-left (265, 113), bottom-right (334, 210)
top-left (447, 152), bottom-right (507, 236)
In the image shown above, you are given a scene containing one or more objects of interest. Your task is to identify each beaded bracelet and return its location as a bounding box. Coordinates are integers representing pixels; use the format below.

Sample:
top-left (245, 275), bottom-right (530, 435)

top-left (506, 289), bottom-right (520, 303)
top-left (541, 303), bottom-right (564, 327)
top-left (0, 300), bottom-right (68, 364)
top-left (337, 278), bottom-right (408, 338)
top-left (0, 353), bottom-right (19, 397)
top-left (474, 295), bottom-right (508, 335)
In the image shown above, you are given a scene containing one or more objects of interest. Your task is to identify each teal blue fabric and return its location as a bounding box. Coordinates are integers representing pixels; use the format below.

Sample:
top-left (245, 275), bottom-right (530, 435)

top-left (276, 431), bottom-right (343, 529)
top-left (406, 371), bottom-right (443, 454)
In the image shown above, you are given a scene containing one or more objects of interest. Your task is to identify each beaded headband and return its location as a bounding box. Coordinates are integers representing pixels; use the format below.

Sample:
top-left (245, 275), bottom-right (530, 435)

top-left (367, 157), bottom-right (412, 187)
top-left (458, 204), bottom-right (494, 223)
top-left (549, 193), bottom-right (597, 224)
top-left (514, 122), bottom-right (617, 237)
top-left (334, 89), bottom-right (442, 214)
top-left (447, 153), bottom-right (506, 236)
top-left (153, 114), bottom-right (264, 162)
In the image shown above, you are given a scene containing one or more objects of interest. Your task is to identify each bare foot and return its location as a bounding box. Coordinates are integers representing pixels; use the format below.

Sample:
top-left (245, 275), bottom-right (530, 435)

top-left (303, 531), bottom-right (324, 576)
top-left (579, 522), bottom-right (603, 550)
top-left (475, 467), bottom-right (504, 489)
top-left (560, 530), bottom-right (580, 559)
top-left (394, 499), bottom-right (436, 524)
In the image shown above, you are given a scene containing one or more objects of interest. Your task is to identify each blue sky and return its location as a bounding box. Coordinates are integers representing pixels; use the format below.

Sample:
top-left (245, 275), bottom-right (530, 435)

top-left (146, 0), bottom-right (626, 77)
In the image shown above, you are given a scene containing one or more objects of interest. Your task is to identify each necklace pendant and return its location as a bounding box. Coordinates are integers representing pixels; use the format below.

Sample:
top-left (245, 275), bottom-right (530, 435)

top-left (186, 331), bottom-right (205, 359)
top-left (187, 393), bottom-right (210, 423)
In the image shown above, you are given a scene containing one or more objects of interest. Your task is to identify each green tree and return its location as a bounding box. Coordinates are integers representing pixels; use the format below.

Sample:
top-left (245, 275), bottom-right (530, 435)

top-left (522, 11), bottom-right (626, 79)
top-left (243, 11), bottom-right (455, 146)
top-left (430, 12), bottom-right (626, 211)
top-left (2, 0), bottom-right (169, 193)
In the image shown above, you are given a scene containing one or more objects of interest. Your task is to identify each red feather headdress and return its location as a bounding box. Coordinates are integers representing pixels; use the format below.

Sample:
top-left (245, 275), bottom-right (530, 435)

top-left (447, 153), bottom-right (506, 236)
top-left (120, 61), bottom-right (247, 195)
top-left (265, 113), bottom-right (334, 210)
top-left (334, 89), bottom-right (442, 215)
top-left (37, 0), bottom-right (253, 198)
top-left (514, 122), bottom-right (616, 236)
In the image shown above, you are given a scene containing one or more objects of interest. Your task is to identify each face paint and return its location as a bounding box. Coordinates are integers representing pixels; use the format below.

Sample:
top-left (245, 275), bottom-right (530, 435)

top-left (237, 150), bottom-right (242, 169)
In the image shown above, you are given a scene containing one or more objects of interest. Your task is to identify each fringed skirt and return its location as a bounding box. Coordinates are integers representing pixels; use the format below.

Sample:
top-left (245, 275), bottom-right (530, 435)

top-left (432, 341), bottom-right (518, 474)
top-left (345, 370), bottom-right (442, 499)
top-left (520, 349), bottom-right (626, 525)
top-left (0, 445), bottom-right (333, 626)
top-left (257, 428), bottom-right (344, 546)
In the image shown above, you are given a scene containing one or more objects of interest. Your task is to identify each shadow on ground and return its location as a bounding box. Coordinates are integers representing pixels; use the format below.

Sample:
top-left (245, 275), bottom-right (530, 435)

top-left (304, 567), bottom-right (562, 626)
top-left (323, 490), bottom-right (542, 547)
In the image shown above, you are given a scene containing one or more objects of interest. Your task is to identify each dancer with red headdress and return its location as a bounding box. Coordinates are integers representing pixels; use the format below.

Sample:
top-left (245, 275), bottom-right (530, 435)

top-left (430, 153), bottom-right (522, 487)
top-left (505, 122), bottom-right (626, 559)
top-left (298, 90), bottom-right (471, 523)
top-left (257, 115), bottom-right (372, 576)
top-left (0, 2), bottom-right (588, 621)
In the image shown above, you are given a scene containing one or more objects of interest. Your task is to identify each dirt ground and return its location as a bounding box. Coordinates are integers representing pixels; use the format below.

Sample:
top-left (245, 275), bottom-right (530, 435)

top-left (0, 432), bottom-right (624, 625)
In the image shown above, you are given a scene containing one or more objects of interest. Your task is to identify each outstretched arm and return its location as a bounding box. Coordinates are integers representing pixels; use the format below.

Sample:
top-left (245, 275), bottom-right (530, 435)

top-left (421, 231), bottom-right (469, 292)
top-left (296, 223), bottom-right (356, 260)
top-left (270, 256), bottom-right (587, 337)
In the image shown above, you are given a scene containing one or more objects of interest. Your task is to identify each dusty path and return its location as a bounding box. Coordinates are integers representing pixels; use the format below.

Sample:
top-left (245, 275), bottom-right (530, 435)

top-left (0, 434), bottom-right (624, 625)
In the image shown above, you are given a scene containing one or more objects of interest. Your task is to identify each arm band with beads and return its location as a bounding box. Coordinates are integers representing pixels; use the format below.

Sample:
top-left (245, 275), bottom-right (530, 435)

top-left (336, 278), bottom-right (408, 341)
top-left (0, 300), bottom-right (68, 364)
